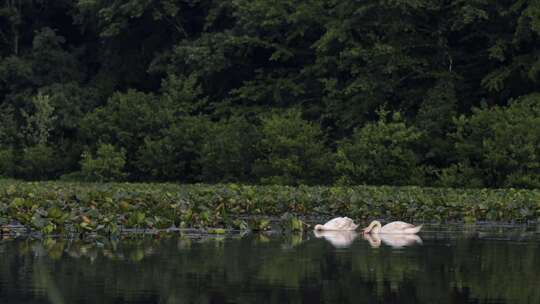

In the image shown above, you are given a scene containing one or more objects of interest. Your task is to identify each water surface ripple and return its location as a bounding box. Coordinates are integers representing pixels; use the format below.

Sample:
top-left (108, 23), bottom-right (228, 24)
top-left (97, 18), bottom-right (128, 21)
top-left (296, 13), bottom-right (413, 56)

top-left (1, 224), bottom-right (539, 304)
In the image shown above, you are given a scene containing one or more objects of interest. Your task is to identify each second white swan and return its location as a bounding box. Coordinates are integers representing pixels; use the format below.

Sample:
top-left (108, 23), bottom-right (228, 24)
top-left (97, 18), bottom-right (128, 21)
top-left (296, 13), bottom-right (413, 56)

top-left (362, 220), bottom-right (422, 234)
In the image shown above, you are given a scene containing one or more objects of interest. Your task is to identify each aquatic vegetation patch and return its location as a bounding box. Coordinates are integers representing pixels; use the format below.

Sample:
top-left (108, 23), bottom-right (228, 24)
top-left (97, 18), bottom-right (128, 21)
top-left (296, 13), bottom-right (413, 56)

top-left (0, 180), bottom-right (539, 235)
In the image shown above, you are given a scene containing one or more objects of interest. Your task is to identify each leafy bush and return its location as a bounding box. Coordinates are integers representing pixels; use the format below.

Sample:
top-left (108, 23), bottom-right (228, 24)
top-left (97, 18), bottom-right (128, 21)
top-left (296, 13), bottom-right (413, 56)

top-left (135, 116), bottom-right (212, 181)
top-left (58, 171), bottom-right (87, 182)
top-left (336, 109), bottom-right (423, 185)
top-left (80, 88), bottom-right (209, 180)
top-left (80, 144), bottom-right (127, 182)
top-left (198, 116), bottom-right (258, 182)
top-left (80, 90), bottom-right (167, 151)
top-left (21, 92), bottom-right (57, 146)
top-left (17, 144), bottom-right (58, 180)
top-left (39, 82), bottom-right (100, 131)
top-left (451, 93), bottom-right (540, 188)
top-left (253, 109), bottom-right (334, 185)
top-left (0, 105), bottom-right (19, 147)
top-left (415, 80), bottom-right (458, 167)
top-left (160, 73), bottom-right (208, 115)
top-left (0, 148), bottom-right (15, 177)
top-left (435, 163), bottom-right (484, 188)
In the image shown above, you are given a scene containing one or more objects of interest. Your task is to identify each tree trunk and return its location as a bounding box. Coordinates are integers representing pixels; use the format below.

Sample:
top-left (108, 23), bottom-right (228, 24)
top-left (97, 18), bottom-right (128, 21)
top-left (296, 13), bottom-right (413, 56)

top-left (7, 0), bottom-right (21, 56)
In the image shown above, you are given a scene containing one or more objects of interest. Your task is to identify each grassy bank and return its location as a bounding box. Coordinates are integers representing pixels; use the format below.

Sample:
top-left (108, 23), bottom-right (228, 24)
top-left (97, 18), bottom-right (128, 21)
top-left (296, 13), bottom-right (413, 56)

top-left (1, 180), bottom-right (539, 235)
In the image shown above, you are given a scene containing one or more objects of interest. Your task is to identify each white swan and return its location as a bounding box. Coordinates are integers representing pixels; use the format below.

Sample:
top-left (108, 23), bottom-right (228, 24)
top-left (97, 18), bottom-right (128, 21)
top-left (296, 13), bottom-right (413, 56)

top-left (362, 220), bottom-right (422, 234)
top-left (363, 233), bottom-right (422, 248)
top-left (314, 230), bottom-right (358, 248)
top-left (314, 217), bottom-right (359, 231)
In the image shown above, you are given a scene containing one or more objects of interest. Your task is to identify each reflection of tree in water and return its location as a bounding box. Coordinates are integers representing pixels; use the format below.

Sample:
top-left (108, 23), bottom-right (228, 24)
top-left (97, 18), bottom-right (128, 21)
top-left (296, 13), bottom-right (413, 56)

top-left (351, 235), bottom-right (540, 304)
top-left (0, 234), bottom-right (539, 304)
top-left (449, 236), bottom-right (540, 303)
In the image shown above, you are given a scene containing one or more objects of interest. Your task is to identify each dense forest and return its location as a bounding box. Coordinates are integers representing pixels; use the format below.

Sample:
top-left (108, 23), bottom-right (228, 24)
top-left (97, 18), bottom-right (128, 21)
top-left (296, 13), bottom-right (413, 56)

top-left (0, 0), bottom-right (540, 188)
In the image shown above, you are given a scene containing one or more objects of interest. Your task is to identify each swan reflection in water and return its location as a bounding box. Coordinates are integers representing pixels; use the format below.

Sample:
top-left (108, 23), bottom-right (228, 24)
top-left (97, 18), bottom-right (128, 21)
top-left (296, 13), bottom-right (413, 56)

top-left (363, 233), bottom-right (423, 249)
top-left (314, 230), bottom-right (359, 248)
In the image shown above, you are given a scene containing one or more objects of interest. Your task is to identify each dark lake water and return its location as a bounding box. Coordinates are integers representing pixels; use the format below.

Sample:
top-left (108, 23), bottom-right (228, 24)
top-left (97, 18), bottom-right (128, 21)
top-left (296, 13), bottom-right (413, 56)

top-left (1, 224), bottom-right (539, 304)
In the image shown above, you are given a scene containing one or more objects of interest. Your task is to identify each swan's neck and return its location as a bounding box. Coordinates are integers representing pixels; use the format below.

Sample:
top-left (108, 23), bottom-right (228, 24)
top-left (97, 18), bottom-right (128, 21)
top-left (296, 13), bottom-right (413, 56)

top-left (367, 221), bottom-right (382, 233)
top-left (314, 224), bottom-right (324, 231)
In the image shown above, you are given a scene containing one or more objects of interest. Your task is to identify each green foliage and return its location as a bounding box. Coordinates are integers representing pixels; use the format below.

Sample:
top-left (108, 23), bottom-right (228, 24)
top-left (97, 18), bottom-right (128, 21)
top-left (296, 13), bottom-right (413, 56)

top-left (18, 144), bottom-right (58, 180)
top-left (253, 109), bottom-right (333, 185)
top-left (160, 73), bottom-right (207, 115)
top-left (336, 109), bottom-right (422, 186)
top-left (198, 116), bottom-right (258, 183)
top-left (435, 163), bottom-right (484, 189)
top-left (76, 0), bottom-right (185, 38)
top-left (415, 80), bottom-right (458, 166)
top-left (81, 90), bottom-right (168, 151)
top-left (80, 143), bottom-right (127, 182)
top-left (39, 82), bottom-right (100, 132)
top-left (0, 1), bottom-right (539, 187)
top-left (135, 116), bottom-right (212, 181)
top-left (1, 181), bottom-right (540, 235)
top-left (280, 213), bottom-right (307, 233)
top-left (248, 218), bottom-right (271, 232)
top-left (21, 92), bottom-right (56, 146)
top-left (451, 93), bottom-right (540, 188)
top-left (30, 27), bottom-right (82, 86)
top-left (0, 147), bottom-right (15, 177)
top-left (0, 105), bottom-right (19, 146)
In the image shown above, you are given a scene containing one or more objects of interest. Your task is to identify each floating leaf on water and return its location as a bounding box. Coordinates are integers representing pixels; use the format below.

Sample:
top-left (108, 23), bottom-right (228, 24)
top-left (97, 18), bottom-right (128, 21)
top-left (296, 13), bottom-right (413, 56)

top-left (80, 222), bottom-right (92, 230)
top-left (41, 223), bottom-right (56, 234)
top-left (47, 207), bottom-right (63, 219)
top-left (232, 219), bottom-right (248, 230)
top-left (2, 182), bottom-right (540, 235)
top-left (208, 228), bottom-right (226, 234)
top-left (119, 201), bottom-right (131, 211)
top-left (463, 216), bottom-right (476, 223)
top-left (280, 213), bottom-right (306, 233)
top-left (10, 198), bottom-right (26, 208)
top-left (248, 218), bottom-right (271, 231)
top-left (31, 214), bottom-right (47, 229)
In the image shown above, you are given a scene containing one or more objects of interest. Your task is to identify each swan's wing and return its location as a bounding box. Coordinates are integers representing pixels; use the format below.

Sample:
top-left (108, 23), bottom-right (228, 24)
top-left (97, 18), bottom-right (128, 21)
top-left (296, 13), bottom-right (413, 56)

top-left (404, 225), bottom-right (422, 234)
top-left (322, 217), bottom-right (358, 230)
top-left (323, 217), bottom-right (343, 228)
top-left (336, 217), bottom-right (357, 230)
top-left (383, 221), bottom-right (416, 230)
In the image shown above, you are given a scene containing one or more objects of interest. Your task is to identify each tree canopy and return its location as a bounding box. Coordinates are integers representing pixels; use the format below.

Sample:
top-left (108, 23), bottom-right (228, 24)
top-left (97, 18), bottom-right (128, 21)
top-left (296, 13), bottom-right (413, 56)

top-left (1, 0), bottom-right (540, 188)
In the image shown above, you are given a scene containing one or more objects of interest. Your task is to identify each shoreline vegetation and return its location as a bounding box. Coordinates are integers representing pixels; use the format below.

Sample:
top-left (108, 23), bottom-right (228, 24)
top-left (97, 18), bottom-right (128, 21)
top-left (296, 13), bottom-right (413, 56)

top-left (1, 180), bottom-right (539, 236)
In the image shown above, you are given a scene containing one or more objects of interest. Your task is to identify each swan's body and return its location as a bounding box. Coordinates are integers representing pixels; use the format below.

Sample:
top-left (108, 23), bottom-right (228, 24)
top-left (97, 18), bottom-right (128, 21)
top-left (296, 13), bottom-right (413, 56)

top-left (363, 233), bottom-right (422, 248)
top-left (314, 217), bottom-right (359, 231)
top-left (363, 220), bottom-right (422, 234)
top-left (314, 230), bottom-right (358, 248)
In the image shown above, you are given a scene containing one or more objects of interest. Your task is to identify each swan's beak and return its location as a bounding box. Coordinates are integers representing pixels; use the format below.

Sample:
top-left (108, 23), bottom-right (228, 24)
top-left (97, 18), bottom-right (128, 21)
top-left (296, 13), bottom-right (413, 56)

top-left (362, 227), bottom-right (369, 234)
